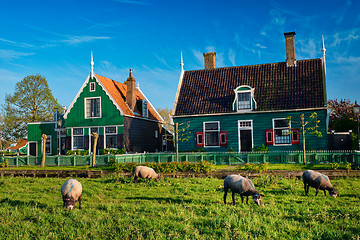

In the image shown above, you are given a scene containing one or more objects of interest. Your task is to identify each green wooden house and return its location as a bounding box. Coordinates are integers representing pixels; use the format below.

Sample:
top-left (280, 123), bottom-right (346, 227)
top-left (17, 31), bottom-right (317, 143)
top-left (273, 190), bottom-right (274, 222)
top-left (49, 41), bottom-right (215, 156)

top-left (27, 58), bottom-right (173, 156)
top-left (172, 32), bottom-right (328, 152)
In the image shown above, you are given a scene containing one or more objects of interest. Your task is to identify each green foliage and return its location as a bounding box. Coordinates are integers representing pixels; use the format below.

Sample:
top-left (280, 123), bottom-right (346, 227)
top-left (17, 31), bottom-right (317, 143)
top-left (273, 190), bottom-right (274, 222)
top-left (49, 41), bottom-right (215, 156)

top-left (99, 148), bottom-right (126, 155)
top-left (108, 160), bottom-right (214, 173)
top-left (252, 144), bottom-right (269, 152)
top-left (0, 74), bottom-right (62, 141)
top-left (0, 159), bottom-right (9, 168)
top-left (238, 162), bottom-right (269, 173)
top-left (1, 177), bottom-right (360, 239)
top-left (65, 150), bottom-right (89, 156)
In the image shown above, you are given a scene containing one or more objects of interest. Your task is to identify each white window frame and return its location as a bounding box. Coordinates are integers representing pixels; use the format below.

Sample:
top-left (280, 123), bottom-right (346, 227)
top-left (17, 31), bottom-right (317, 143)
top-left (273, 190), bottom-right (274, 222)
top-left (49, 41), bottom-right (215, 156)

top-left (90, 82), bottom-right (95, 92)
top-left (238, 120), bottom-right (253, 152)
top-left (232, 85), bottom-right (257, 113)
top-left (273, 118), bottom-right (292, 146)
top-left (41, 135), bottom-right (52, 155)
top-left (85, 97), bottom-right (101, 119)
top-left (105, 126), bottom-right (117, 149)
top-left (203, 121), bottom-right (220, 147)
top-left (72, 128), bottom-right (84, 150)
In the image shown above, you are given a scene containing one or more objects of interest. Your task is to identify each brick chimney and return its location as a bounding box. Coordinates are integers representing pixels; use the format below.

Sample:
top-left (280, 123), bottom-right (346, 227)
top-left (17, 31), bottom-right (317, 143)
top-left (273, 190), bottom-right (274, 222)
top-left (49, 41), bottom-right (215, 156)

top-left (203, 52), bottom-right (216, 69)
top-left (284, 32), bottom-right (296, 67)
top-left (125, 69), bottom-right (136, 112)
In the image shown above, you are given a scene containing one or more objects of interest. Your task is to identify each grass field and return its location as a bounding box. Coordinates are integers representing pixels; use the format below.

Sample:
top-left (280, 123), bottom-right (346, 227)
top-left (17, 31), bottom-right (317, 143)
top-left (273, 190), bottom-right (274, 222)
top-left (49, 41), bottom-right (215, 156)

top-left (1, 174), bottom-right (359, 239)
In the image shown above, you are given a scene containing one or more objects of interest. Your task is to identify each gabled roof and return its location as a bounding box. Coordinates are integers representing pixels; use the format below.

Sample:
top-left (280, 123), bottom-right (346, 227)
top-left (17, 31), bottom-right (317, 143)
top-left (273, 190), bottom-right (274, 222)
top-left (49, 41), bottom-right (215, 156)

top-left (174, 59), bottom-right (326, 116)
top-left (7, 139), bottom-right (27, 150)
top-left (64, 73), bottom-right (163, 122)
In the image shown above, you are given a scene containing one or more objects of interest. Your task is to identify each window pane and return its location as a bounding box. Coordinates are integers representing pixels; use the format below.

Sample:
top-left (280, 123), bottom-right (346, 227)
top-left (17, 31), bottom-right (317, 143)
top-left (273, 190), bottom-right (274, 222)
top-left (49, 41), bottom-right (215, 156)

top-left (205, 132), bottom-right (219, 146)
top-left (73, 136), bottom-right (84, 149)
top-left (106, 135), bottom-right (117, 148)
top-left (105, 126), bottom-right (116, 134)
top-left (274, 119), bottom-right (289, 128)
top-left (205, 122), bottom-right (219, 130)
top-left (238, 92), bottom-right (251, 109)
top-left (73, 128), bottom-right (83, 135)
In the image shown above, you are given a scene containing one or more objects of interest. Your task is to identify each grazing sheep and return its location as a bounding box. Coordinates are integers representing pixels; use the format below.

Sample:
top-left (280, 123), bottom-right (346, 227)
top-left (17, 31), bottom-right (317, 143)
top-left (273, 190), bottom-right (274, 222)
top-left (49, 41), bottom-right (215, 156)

top-left (61, 179), bottom-right (83, 210)
top-left (133, 166), bottom-right (160, 183)
top-left (223, 174), bottom-right (263, 205)
top-left (302, 170), bottom-right (337, 198)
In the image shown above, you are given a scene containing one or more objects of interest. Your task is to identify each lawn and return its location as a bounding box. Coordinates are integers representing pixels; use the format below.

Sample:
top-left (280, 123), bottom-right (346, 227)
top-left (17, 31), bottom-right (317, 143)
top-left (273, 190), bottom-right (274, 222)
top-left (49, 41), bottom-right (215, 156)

top-left (0, 175), bottom-right (359, 239)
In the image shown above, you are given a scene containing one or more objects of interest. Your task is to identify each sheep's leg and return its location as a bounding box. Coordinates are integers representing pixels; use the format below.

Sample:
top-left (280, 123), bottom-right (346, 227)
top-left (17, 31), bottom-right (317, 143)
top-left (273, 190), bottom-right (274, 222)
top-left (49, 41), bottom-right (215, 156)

top-left (78, 195), bottom-right (82, 210)
top-left (223, 188), bottom-right (228, 204)
top-left (232, 192), bottom-right (236, 205)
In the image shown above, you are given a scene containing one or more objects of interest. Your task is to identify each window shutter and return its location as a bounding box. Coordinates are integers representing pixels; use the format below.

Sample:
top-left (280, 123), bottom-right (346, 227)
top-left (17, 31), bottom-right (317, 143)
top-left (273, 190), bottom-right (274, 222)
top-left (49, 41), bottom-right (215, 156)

top-left (265, 129), bottom-right (274, 145)
top-left (196, 132), bottom-right (204, 147)
top-left (291, 128), bottom-right (300, 144)
top-left (220, 131), bottom-right (227, 146)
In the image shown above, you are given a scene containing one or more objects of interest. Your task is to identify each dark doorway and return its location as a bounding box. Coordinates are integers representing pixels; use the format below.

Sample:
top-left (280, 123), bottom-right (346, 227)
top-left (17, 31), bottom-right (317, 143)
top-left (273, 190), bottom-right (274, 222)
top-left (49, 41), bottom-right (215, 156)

top-left (240, 129), bottom-right (252, 152)
top-left (29, 142), bottom-right (37, 156)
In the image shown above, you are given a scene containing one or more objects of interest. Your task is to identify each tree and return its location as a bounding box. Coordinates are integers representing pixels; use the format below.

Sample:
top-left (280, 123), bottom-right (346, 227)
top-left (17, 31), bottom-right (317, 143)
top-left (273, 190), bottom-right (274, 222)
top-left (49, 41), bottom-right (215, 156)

top-left (327, 99), bottom-right (356, 132)
top-left (0, 74), bottom-right (62, 142)
top-left (288, 113), bottom-right (322, 165)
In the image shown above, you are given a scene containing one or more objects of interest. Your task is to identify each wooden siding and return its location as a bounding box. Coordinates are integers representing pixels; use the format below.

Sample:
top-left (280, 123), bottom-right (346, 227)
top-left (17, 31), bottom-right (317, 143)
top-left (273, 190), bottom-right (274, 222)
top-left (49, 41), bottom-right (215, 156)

top-left (65, 78), bottom-right (124, 128)
top-left (27, 122), bottom-right (58, 156)
top-left (124, 116), bottom-right (163, 153)
top-left (173, 109), bottom-right (328, 152)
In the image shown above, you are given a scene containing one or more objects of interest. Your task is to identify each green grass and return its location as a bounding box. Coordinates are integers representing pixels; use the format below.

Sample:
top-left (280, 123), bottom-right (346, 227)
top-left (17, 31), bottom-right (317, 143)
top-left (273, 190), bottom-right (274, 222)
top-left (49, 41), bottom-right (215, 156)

top-left (1, 175), bottom-right (359, 239)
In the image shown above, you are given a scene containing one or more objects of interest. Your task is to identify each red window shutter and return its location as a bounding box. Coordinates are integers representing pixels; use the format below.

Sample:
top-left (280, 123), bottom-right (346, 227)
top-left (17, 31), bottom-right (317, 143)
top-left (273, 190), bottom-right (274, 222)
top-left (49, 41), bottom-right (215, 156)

top-left (291, 128), bottom-right (300, 144)
top-left (265, 129), bottom-right (274, 145)
top-left (196, 132), bottom-right (204, 147)
top-left (220, 131), bottom-right (227, 146)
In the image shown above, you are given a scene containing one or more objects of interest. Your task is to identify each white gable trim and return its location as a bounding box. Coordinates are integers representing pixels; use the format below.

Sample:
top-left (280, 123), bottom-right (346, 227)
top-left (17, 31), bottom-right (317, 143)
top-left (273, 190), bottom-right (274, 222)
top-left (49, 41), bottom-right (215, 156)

top-left (64, 74), bottom-right (124, 119)
top-left (171, 69), bottom-right (184, 116)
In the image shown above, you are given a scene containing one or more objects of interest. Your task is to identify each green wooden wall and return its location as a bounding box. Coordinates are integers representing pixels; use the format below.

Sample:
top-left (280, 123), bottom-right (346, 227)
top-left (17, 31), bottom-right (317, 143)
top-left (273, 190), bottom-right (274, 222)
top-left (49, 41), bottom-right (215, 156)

top-left (27, 122), bottom-right (58, 155)
top-left (174, 109), bottom-right (328, 152)
top-left (65, 77), bottom-right (124, 129)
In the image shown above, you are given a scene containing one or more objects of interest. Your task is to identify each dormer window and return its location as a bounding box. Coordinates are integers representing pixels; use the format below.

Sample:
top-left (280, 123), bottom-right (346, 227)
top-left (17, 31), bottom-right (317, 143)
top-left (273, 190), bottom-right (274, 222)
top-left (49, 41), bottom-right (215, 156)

top-left (233, 85), bottom-right (256, 112)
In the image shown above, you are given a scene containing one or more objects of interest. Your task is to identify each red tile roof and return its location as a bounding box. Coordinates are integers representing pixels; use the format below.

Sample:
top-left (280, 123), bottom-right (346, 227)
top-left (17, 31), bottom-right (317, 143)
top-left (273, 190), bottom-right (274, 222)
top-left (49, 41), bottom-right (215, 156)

top-left (174, 59), bottom-right (326, 116)
top-left (95, 74), bottom-right (163, 122)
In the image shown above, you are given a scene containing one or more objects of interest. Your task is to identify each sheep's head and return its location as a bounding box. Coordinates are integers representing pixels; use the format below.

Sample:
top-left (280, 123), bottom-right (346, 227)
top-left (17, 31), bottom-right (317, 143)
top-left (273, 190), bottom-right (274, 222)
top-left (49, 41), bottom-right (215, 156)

top-left (329, 189), bottom-right (338, 198)
top-left (252, 193), bottom-right (264, 205)
top-left (63, 197), bottom-right (76, 210)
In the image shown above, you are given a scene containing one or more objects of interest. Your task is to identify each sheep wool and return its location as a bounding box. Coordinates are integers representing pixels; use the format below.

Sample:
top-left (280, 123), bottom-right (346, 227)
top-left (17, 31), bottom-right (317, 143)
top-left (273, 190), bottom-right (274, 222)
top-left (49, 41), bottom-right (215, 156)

top-left (61, 179), bottom-right (83, 210)
top-left (302, 170), bottom-right (337, 197)
top-left (133, 166), bottom-right (160, 183)
top-left (223, 174), bottom-right (262, 205)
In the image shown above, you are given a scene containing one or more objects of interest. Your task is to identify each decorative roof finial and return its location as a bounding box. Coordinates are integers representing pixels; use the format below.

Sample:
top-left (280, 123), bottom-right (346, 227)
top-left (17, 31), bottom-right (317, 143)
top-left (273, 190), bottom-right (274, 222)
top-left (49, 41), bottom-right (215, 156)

top-left (90, 51), bottom-right (94, 79)
top-left (180, 52), bottom-right (184, 71)
top-left (321, 35), bottom-right (326, 57)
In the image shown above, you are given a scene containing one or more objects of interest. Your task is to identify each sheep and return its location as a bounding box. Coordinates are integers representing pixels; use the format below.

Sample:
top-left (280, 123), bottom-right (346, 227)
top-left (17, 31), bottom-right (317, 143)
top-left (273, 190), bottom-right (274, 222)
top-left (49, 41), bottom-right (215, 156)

top-left (302, 170), bottom-right (337, 198)
top-left (133, 166), bottom-right (160, 183)
top-left (61, 179), bottom-right (83, 210)
top-left (223, 174), bottom-right (263, 205)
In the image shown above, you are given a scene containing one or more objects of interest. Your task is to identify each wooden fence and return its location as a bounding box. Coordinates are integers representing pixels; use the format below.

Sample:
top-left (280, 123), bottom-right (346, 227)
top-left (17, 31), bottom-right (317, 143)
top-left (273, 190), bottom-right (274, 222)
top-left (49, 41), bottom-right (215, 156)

top-left (1, 151), bottom-right (360, 167)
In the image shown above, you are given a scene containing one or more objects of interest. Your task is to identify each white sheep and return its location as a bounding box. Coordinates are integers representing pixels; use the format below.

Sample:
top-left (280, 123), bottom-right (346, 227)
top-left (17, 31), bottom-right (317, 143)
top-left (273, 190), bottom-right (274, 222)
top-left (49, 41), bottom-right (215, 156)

top-left (302, 170), bottom-right (337, 197)
top-left (61, 179), bottom-right (83, 210)
top-left (133, 166), bottom-right (160, 183)
top-left (223, 174), bottom-right (263, 205)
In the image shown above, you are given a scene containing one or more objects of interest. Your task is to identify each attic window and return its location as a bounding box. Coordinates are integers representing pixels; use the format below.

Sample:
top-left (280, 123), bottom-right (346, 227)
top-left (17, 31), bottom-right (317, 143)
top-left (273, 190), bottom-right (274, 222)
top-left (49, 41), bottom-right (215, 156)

top-left (90, 82), bottom-right (95, 92)
top-left (233, 85), bottom-right (256, 112)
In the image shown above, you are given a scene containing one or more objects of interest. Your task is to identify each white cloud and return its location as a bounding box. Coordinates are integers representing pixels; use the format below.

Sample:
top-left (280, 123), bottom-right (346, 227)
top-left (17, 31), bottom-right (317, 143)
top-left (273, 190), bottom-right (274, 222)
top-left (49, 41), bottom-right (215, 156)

top-left (0, 50), bottom-right (35, 61)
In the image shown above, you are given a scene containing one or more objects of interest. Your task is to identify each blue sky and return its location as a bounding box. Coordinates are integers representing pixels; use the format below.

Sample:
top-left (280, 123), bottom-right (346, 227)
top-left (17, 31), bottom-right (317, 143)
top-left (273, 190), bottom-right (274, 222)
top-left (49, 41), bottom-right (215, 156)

top-left (1, 0), bottom-right (359, 110)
